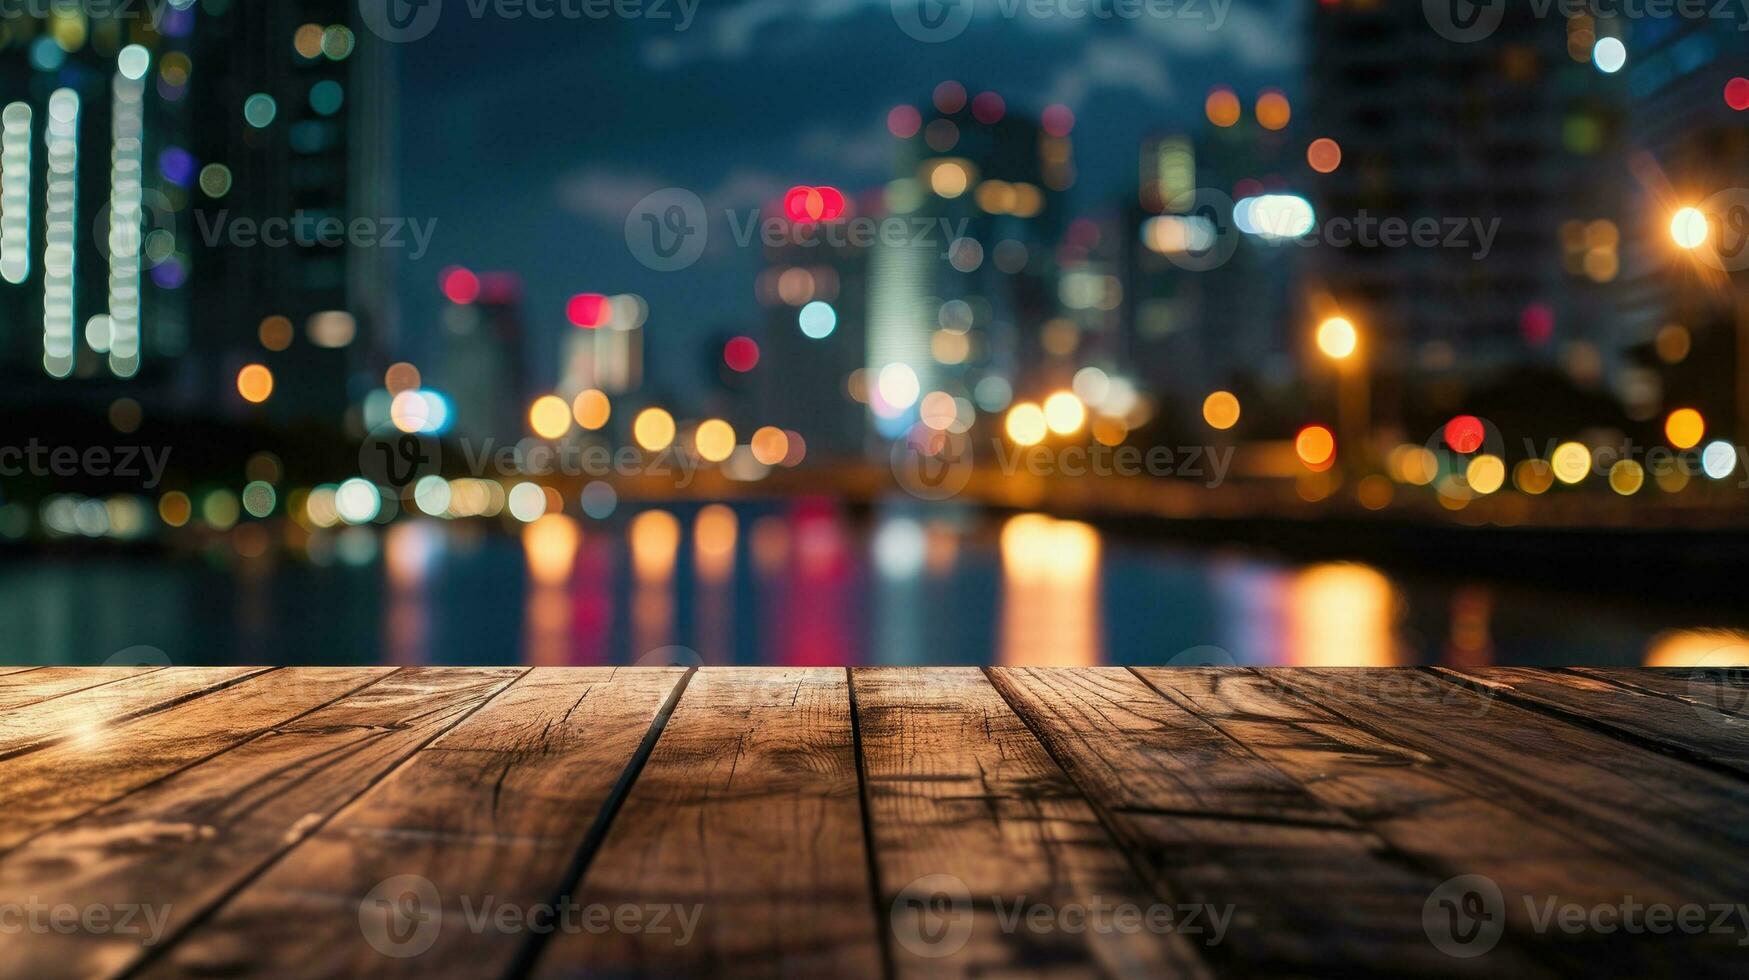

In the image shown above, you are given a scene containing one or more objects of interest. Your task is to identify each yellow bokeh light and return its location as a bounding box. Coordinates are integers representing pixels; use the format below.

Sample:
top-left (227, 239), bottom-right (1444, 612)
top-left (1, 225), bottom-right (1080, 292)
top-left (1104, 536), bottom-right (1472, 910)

top-left (1465, 454), bottom-right (1506, 494)
top-left (1316, 316), bottom-right (1357, 360)
top-left (1513, 459), bottom-right (1555, 495)
top-left (572, 389), bottom-right (611, 430)
top-left (1665, 407), bottom-right (1705, 449)
top-left (1296, 425), bottom-right (1336, 469)
top-left (1551, 442), bottom-right (1591, 484)
top-left (1202, 391), bottom-right (1241, 430)
top-left (158, 491), bottom-right (191, 528)
top-left (694, 418), bottom-right (737, 463)
top-left (1006, 402), bottom-right (1047, 446)
top-left (750, 426), bottom-right (790, 466)
top-left (237, 364), bottom-right (274, 404)
top-left (929, 160), bottom-right (970, 198)
top-left (1609, 459), bottom-right (1645, 495)
top-left (1043, 391), bottom-right (1086, 435)
top-left (529, 395), bottom-right (572, 439)
top-left (1670, 206), bottom-right (1708, 250)
top-left (633, 408), bottom-right (676, 452)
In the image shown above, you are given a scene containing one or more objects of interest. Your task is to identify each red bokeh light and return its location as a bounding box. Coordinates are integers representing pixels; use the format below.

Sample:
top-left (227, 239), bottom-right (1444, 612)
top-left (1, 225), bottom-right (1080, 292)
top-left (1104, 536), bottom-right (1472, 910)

top-left (971, 91), bottom-right (1005, 124)
top-left (1041, 104), bottom-right (1075, 137)
top-left (783, 185), bottom-right (846, 222)
top-left (1445, 415), bottom-right (1486, 454)
top-left (1519, 303), bottom-right (1554, 346)
top-left (724, 336), bottom-right (760, 373)
top-left (887, 105), bottom-right (922, 138)
top-left (567, 292), bottom-right (610, 329)
top-left (1727, 77), bottom-right (1749, 111)
top-left (440, 266), bottom-right (480, 305)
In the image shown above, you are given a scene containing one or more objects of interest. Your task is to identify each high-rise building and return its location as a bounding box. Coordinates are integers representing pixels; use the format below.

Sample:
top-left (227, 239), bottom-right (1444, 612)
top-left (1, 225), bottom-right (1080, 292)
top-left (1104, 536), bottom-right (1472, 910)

top-left (1615, 17), bottom-right (1749, 436)
top-left (0, 4), bottom-right (396, 427)
top-left (1304, 2), bottom-right (1629, 408)
top-left (757, 213), bottom-right (869, 460)
top-left (866, 85), bottom-right (1067, 442)
top-left (434, 271), bottom-right (527, 443)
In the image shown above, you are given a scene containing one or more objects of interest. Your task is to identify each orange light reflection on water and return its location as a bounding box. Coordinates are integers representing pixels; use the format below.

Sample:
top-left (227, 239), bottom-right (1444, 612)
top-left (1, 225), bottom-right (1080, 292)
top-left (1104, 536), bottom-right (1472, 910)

top-left (1282, 562), bottom-right (1401, 666)
top-left (998, 514), bottom-right (1102, 667)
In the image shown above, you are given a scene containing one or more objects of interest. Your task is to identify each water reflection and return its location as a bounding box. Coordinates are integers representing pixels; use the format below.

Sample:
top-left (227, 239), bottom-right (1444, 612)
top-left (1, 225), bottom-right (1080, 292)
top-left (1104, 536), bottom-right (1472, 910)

top-left (999, 514), bottom-right (1102, 667)
top-left (0, 500), bottom-right (1739, 668)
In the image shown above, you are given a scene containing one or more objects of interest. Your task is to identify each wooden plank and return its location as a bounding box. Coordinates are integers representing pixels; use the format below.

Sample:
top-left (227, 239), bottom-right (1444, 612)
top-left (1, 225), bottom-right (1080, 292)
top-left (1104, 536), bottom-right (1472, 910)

top-left (0, 668), bottom-right (522, 979)
top-left (150, 668), bottom-right (683, 978)
top-left (853, 667), bottom-right (1209, 979)
top-left (528, 668), bottom-right (882, 980)
top-left (0, 665), bottom-right (44, 679)
top-left (1140, 668), bottom-right (1739, 972)
top-left (0, 666), bottom-right (273, 759)
top-left (0, 666), bottom-right (159, 711)
top-left (1444, 667), bottom-right (1749, 775)
top-left (988, 667), bottom-right (1535, 976)
top-left (1570, 668), bottom-right (1749, 719)
top-left (1267, 669), bottom-right (1749, 901)
top-left (0, 669), bottom-right (386, 853)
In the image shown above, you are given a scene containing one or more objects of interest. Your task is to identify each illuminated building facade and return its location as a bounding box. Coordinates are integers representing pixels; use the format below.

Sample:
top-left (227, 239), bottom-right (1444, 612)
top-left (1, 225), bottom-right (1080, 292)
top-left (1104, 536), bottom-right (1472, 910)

top-left (866, 85), bottom-right (1067, 443)
top-left (1304, 2), bottom-right (1628, 400)
top-left (0, 4), bottom-right (395, 426)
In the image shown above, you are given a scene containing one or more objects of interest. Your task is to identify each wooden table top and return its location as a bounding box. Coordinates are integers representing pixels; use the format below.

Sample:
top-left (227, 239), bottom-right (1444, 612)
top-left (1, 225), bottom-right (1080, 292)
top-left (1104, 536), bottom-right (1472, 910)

top-left (0, 666), bottom-right (1744, 978)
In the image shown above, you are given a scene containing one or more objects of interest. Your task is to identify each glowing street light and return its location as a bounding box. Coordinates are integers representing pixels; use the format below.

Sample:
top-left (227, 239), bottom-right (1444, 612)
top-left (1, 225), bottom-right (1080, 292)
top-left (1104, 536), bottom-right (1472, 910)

top-left (1671, 207), bottom-right (1709, 250)
top-left (1316, 316), bottom-right (1358, 360)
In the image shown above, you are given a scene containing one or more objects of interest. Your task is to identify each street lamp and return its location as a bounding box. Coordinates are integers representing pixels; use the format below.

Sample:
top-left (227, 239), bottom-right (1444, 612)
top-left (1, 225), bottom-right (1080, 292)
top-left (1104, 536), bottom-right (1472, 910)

top-left (1316, 316), bottom-right (1358, 360)
top-left (1315, 315), bottom-right (1368, 455)
top-left (1671, 206), bottom-right (1709, 250)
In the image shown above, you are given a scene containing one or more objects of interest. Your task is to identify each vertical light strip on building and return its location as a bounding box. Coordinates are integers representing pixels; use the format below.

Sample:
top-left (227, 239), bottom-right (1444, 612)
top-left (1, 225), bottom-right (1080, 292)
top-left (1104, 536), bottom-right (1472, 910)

top-left (109, 47), bottom-right (150, 378)
top-left (0, 103), bottom-right (30, 285)
top-left (43, 88), bottom-right (79, 378)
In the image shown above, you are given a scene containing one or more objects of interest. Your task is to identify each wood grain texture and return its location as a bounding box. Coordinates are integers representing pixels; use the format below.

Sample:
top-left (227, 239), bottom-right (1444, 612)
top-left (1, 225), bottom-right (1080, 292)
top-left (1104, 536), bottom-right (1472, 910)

top-left (1443, 667), bottom-right (1749, 775)
top-left (0, 668), bottom-right (520, 979)
top-left (1570, 667), bottom-right (1749, 719)
top-left (0, 666), bottom-right (159, 712)
top-left (0, 666), bottom-right (273, 759)
top-left (987, 667), bottom-right (1512, 976)
top-left (1267, 668), bottom-right (1749, 901)
top-left (529, 668), bottom-right (883, 980)
top-left (853, 667), bottom-right (1210, 979)
top-left (1141, 667), bottom-right (1737, 972)
top-left (151, 667), bottom-right (682, 979)
top-left (0, 669), bottom-right (385, 852)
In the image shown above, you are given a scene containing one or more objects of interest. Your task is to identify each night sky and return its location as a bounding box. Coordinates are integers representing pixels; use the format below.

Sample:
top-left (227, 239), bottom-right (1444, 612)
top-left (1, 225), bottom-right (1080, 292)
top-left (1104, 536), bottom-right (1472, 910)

top-left (397, 0), bottom-right (1305, 405)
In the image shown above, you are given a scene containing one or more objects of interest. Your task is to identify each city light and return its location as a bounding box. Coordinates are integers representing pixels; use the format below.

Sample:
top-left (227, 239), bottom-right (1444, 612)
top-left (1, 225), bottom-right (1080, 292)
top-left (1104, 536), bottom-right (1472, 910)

top-left (1006, 403), bottom-right (1047, 446)
top-left (633, 408), bottom-right (676, 452)
top-left (1444, 415), bottom-right (1485, 454)
top-left (42, 88), bottom-right (79, 379)
top-left (695, 419), bottom-right (736, 463)
top-left (1670, 207), bottom-right (1708, 250)
top-left (1592, 37), bottom-right (1626, 74)
top-left (1664, 408), bottom-right (1705, 449)
top-left (1306, 137), bottom-right (1341, 174)
top-left (724, 336), bottom-right (760, 373)
top-left (1, 103), bottom-right (31, 285)
top-left (572, 389), bottom-right (611, 430)
top-left (877, 363), bottom-right (921, 411)
top-left (799, 301), bottom-right (837, 339)
top-left (1316, 317), bottom-right (1358, 360)
top-left (529, 395), bottom-right (572, 439)
top-left (1702, 441), bottom-right (1736, 480)
top-left (1043, 391), bottom-right (1086, 435)
top-left (1551, 442), bottom-right (1592, 484)
top-left (750, 427), bottom-right (789, 466)
top-left (1204, 87), bottom-right (1240, 127)
top-left (1202, 391), bottom-right (1241, 430)
top-left (1295, 425), bottom-right (1336, 470)
top-left (1465, 455), bottom-right (1505, 495)
top-left (237, 364), bottom-right (274, 404)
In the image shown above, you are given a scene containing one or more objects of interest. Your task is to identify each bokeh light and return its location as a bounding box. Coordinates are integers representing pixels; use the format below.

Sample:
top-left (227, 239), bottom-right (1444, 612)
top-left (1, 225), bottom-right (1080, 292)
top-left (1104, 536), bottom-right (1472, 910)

top-left (1202, 391), bottom-right (1241, 430)
top-left (529, 395), bottom-right (572, 439)
top-left (1006, 403), bottom-right (1047, 446)
top-left (1664, 408), bottom-right (1705, 449)
top-left (634, 408), bottom-right (676, 452)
